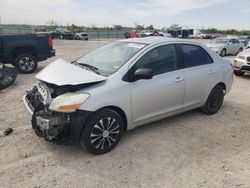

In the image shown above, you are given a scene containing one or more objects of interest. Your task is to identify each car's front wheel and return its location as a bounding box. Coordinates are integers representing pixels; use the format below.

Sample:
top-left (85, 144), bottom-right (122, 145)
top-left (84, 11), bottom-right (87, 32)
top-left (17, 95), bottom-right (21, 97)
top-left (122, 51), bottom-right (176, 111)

top-left (80, 109), bottom-right (124, 155)
top-left (201, 85), bottom-right (224, 115)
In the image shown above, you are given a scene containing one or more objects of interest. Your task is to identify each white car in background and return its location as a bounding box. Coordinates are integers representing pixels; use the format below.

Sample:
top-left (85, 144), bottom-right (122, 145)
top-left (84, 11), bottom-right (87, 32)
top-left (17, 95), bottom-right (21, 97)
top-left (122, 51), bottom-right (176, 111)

top-left (233, 48), bottom-right (250, 76)
top-left (205, 37), bottom-right (244, 57)
top-left (75, 32), bottom-right (89, 40)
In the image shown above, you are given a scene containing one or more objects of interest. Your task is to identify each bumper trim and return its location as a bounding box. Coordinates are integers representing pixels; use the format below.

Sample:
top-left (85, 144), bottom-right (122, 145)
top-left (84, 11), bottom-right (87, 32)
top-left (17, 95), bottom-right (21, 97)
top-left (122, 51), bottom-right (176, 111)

top-left (22, 95), bottom-right (34, 119)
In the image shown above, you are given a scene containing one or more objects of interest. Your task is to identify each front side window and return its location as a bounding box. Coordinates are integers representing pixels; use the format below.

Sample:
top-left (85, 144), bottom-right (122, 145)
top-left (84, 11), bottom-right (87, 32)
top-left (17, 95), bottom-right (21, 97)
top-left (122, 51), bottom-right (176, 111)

top-left (135, 45), bottom-right (178, 76)
top-left (181, 44), bottom-right (213, 68)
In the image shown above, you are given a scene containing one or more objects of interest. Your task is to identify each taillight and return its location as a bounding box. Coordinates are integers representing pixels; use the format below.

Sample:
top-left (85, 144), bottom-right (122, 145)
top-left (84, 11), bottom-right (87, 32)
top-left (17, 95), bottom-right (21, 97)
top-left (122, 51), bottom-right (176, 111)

top-left (48, 34), bottom-right (53, 48)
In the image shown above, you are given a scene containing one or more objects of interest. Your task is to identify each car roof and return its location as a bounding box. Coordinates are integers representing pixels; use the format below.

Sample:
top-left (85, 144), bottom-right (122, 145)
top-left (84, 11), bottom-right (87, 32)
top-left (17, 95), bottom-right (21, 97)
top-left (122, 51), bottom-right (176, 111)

top-left (119, 36), bottom-right (189, 45)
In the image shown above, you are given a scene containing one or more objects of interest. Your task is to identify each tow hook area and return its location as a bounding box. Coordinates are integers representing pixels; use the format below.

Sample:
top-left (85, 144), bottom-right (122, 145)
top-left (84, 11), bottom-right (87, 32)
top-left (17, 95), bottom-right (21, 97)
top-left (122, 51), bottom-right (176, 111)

top-left (32, 110), bottom-right (70, 141)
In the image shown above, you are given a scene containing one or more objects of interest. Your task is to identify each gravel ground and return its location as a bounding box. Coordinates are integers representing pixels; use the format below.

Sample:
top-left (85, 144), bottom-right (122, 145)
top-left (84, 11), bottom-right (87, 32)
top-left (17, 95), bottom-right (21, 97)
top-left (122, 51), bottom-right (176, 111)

top-left (0, 39), bottom-right (250, 188)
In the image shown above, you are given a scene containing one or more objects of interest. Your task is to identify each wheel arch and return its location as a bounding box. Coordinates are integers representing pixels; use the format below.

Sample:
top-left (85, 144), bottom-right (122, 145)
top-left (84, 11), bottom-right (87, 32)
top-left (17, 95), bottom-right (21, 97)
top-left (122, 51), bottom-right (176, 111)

top-left (97, 106), bottom-right (128, 131)
top-left (216, 82), bottom-right (226, 93)
top-left (11, 46), bottom-right (37, 60)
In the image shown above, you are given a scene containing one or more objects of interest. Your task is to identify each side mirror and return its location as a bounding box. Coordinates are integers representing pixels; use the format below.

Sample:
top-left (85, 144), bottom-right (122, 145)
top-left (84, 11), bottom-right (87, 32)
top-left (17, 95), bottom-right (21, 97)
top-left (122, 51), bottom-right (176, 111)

top-left (133, 68), bottom-right (153, 80)
top-left (228, 42), bottom-right (233, 45)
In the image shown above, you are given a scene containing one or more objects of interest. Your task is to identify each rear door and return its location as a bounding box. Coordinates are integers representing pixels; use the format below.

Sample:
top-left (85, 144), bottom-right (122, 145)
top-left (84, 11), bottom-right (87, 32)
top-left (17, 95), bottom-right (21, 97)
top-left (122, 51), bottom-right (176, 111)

top-left (227, 39), bottom-right (234, 54)
top-left (179, 44), bottom-right (217, 110)
top-left (130, 44), bottom-right (185, 125)
top-left (232, 39), bottom-right (241, 53)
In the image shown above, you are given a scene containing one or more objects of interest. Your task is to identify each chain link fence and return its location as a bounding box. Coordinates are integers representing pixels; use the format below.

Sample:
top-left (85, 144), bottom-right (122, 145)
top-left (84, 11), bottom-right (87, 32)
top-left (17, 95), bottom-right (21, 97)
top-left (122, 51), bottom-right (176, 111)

top-left (0, 25), bottom-right (128, 39)
top-left (0, 25), bottom-right (33, 35)
top-left (84, 30), bottom-right (126, 39)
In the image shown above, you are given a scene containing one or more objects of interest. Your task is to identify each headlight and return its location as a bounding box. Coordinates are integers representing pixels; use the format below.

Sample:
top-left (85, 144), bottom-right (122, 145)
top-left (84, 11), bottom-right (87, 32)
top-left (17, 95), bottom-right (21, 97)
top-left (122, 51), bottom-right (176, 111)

top-left (49, 93), bottom-right (89, 112)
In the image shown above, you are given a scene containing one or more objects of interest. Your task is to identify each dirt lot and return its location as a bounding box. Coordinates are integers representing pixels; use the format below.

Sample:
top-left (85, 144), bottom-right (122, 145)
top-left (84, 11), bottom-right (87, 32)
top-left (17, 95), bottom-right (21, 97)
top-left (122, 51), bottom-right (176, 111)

top-left (0, 39), bottom-right (250, 188)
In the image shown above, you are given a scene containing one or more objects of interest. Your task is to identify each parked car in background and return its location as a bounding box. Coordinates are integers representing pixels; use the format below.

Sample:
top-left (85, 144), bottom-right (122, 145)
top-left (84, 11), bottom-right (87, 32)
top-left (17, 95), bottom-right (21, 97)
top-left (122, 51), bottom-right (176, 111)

top-left (0, 34), bottom-right (55, 73)
top-left (233, 48), bottom-right (250, 76)
top-left (205, 37), bottom-right (244, 57)
top-left (211, 33), bottom-right (223, 39)
top-left (51, 28), bottom-right (75, 40)
top-left (75, 32), bottom-right (89, 40)
top-left (126, 30), bottom-right (141, 38)
top-left (238, 36), bottom-right (250, 47)
top-left (23, 37), bottom-right (233, 155)
top-left (158, 32), bottom-right (172, 37)
top-left (199, 33), bottom-right (211, 39)
top-left (140, 30), bottom-right (152, 37)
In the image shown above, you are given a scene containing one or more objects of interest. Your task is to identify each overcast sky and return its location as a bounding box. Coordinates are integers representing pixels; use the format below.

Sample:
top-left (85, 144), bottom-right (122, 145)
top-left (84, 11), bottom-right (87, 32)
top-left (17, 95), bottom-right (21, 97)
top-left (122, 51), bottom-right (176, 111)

top-left (0, 0), bottom-right (250, 30)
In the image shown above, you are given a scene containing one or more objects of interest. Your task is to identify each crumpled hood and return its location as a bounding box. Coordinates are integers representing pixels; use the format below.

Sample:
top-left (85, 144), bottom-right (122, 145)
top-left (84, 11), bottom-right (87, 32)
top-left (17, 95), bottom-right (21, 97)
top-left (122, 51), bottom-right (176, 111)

top-left (36, 59), bottom-right (107, 86)
top-left (205, 43), bottom-right (225, 48)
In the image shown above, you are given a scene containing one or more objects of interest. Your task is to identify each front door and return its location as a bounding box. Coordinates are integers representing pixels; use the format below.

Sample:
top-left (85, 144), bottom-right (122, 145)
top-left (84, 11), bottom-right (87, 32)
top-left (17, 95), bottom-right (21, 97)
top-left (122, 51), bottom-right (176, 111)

top-left (129, 44), bottom-right (185, 125)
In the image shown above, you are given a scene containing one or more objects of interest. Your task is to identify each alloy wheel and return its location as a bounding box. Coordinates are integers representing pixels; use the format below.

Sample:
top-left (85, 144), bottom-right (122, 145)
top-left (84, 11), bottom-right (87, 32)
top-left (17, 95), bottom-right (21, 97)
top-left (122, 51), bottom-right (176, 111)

top-left (90, 117), bottom-right (120, 150)
top-left (19, 56), bottom-right (35, 71)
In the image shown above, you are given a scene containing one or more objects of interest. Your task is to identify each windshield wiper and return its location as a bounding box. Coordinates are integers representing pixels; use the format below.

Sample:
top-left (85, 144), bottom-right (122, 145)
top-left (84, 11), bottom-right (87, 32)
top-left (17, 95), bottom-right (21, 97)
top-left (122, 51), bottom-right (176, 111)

top-left (76, 62), bottom-right (100, 74)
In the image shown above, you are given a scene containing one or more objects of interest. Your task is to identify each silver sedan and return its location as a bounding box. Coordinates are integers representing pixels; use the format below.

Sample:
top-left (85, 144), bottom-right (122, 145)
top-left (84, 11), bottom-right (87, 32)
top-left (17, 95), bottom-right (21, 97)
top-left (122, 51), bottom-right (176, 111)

top-left (205, 37), bottom-right (244, 57)
top-left (23, 37), bottom-right (233, 154)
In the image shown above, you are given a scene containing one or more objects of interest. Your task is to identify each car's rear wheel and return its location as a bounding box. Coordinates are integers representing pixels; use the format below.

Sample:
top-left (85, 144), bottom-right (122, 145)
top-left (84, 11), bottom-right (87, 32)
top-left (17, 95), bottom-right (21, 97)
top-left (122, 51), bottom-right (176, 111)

top-left (80, 109), bottom-right (124, 155)
top-left (201, 85), bottom-right (224, 115)
top-left (15, 53), bottom-right (37, 74)
top-left (234, 70), bottom-right (244, 76)
top-left (220, 49), bottom-right (226, 57)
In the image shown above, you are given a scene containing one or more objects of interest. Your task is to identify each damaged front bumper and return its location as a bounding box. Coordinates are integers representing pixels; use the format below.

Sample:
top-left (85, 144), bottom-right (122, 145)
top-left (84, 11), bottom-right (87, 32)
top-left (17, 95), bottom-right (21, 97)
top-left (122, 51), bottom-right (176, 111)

top-left (22, 82), bottom-right (91, 143)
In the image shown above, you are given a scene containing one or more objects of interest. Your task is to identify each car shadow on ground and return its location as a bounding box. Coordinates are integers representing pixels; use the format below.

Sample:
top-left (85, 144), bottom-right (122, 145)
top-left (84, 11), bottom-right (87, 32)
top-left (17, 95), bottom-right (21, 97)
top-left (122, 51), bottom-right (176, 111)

top-left (43, 100), bottom-right (250, 170)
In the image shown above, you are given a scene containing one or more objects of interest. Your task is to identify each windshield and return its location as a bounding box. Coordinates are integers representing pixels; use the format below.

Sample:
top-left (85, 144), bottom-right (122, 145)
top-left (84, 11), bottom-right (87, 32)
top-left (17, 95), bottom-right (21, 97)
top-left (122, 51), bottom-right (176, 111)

top-left (211, 38), bottom-right (228, 44)
top-left (75, 42), bottom-right (146, 76)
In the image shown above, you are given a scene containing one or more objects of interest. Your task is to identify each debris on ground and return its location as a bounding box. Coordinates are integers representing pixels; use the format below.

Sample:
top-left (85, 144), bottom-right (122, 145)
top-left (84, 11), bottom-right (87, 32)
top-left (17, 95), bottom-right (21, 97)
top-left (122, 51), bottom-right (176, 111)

top-left (3, 128), bottom-right (13, 136)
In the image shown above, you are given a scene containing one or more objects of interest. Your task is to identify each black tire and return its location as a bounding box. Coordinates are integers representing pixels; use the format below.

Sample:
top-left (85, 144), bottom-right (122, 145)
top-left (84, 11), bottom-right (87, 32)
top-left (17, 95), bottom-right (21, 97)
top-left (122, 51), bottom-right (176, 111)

top-left (220, 49), bottom-right (226, 57)
top-left (80, 109), bottom-right (124, 155)
top-left (201, 85), bottom-right (224, 115)
top-left (14, 53), bottom-right (38, 74)
top-left (234, 70), bottom-right (244, 76)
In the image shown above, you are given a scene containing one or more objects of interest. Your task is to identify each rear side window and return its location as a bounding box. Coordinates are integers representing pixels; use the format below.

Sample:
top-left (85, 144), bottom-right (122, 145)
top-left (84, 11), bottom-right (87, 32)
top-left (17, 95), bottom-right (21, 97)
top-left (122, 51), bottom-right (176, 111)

top-left (135, 45), bottom-right (178, 76)
top-left (180, 44), bottom-right (213, 68)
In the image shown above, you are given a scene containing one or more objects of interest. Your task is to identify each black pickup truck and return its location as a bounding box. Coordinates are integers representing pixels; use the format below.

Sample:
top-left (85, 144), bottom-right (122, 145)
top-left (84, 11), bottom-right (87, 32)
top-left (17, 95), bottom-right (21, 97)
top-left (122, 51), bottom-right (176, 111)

top-left (0, 34), bottom-right (55, 73)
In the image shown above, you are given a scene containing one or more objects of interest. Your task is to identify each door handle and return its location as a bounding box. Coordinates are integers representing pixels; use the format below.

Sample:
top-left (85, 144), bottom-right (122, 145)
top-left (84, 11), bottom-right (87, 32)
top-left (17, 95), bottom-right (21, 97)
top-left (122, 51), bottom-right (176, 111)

top-left (174, 77), bottom-right (184, 82)
top-left (209, 70), bottom-right (216, 75)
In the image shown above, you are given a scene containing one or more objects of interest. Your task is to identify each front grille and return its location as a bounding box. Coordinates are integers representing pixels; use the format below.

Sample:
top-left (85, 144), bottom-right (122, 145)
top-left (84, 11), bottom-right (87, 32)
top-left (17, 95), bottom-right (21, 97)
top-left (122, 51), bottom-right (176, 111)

top-left (247, 57), bottom-right (250, 62)
top-left (36, 82), bottom-right (51, 104)
top-left (26, 82), bottom-right (51, 111)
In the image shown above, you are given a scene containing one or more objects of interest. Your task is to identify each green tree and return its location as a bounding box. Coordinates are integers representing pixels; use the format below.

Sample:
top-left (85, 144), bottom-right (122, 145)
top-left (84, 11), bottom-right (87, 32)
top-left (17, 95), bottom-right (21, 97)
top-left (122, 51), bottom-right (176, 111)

top-left (46, 19), bottom-right (58, 31)
top-left (167, 24), bottom-right (182, 31)
top-left (135, 23), bottom-right (145, 30)
top-left (146, 25), bottom-right (154, 30)
top-left (113, 24), bottom-right (123, 30)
